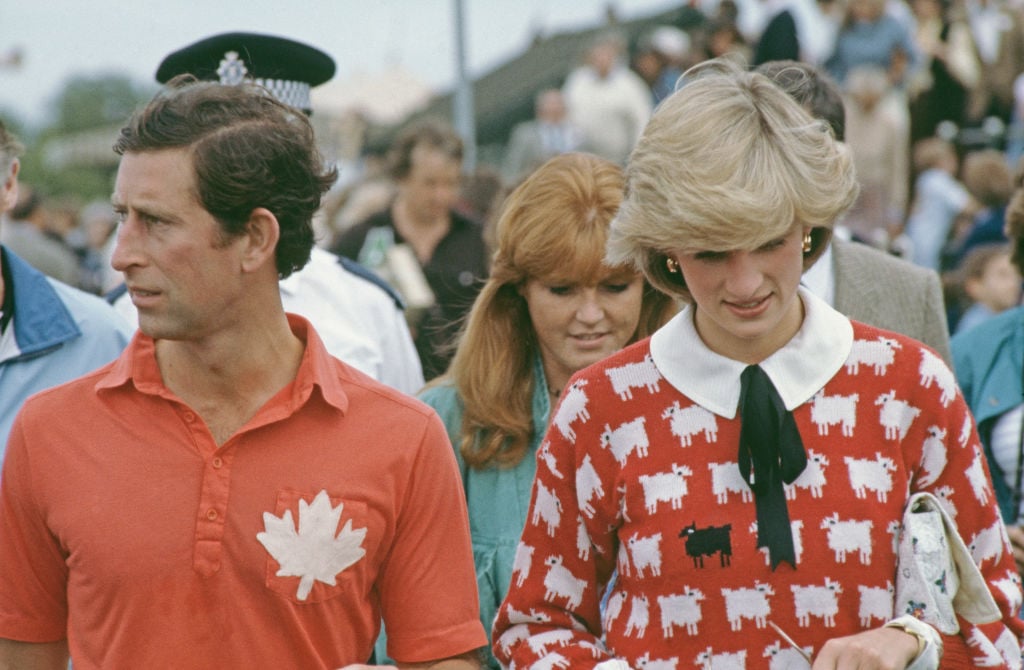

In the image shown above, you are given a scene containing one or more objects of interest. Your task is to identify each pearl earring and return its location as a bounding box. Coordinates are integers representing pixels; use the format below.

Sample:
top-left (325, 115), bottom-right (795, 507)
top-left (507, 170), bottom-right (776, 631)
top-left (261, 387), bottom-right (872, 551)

top-left (666, 257), bottom-right (680, 273)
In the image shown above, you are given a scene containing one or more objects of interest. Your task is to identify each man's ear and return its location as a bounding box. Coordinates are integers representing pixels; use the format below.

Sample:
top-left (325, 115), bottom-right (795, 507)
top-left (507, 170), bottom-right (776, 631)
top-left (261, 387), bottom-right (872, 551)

top-left (1, 159), bottom-right (20, 215)
top-left (239, 207), bottom-right (280, 274)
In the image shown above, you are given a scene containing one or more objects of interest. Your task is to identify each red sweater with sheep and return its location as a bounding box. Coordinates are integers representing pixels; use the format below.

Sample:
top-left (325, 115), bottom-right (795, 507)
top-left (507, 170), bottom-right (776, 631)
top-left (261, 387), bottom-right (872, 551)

top-left (493, 309), bottom-right (1023, 669)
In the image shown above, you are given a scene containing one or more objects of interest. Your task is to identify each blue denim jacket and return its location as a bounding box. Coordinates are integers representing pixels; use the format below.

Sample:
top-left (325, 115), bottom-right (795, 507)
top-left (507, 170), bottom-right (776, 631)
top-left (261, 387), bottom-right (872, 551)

top-left (0, 247), bottom-right (132, 457)
top-left (952, 306), bottom-right (1024, 522)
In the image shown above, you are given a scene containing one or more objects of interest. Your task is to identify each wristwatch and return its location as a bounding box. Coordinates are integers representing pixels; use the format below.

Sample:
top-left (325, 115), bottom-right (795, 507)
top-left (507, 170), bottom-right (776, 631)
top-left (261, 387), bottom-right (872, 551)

top-left (884, 615), bottom-right (942, 669)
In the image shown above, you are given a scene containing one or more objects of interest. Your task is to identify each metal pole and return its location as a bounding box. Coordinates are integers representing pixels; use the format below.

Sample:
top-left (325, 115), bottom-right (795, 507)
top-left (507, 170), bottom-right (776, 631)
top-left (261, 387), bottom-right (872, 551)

top-left (452, 0), bottom-right (476, 172)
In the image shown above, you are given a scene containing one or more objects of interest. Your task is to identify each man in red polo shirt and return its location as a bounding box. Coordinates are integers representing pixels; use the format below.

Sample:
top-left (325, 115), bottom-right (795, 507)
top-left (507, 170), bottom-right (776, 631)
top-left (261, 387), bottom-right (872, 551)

top-left (0, 75), bottom-right (485, 669)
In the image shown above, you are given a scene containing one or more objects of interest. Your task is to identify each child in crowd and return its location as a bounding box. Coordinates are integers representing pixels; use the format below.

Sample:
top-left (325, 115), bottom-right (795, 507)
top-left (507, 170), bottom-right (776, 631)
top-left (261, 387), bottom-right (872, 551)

top-left (903, 137), bottom-right (975, 272)
top-left (951, 243), bottom-right (1022, 333)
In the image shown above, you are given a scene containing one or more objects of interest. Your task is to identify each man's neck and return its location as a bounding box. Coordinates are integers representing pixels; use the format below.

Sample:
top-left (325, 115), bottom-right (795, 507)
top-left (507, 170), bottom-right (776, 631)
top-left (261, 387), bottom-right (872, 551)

top-left (155, 311), bottom-right (304, 446)
top-left (393, 197), bottom-right (448, 231)
top-left (391, 199), bottom-right (451, 265)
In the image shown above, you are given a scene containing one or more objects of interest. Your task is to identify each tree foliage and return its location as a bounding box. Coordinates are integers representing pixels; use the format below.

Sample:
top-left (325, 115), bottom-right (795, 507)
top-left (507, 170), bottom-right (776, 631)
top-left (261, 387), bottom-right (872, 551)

top-left (3, 72), bottom-right (156, 203)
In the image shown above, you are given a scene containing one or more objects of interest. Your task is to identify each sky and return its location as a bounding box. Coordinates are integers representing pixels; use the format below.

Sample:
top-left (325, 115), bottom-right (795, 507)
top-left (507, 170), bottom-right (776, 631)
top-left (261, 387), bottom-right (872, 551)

top-left (0, 0), bottom-right (676, 128)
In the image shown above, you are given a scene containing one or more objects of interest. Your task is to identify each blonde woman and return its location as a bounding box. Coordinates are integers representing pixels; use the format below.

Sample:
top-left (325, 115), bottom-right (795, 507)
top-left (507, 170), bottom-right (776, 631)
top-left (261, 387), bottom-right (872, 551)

top-left (420, 152), bottom-right (675, 666)
top-left (493, 60), bottom-right (1022, 669)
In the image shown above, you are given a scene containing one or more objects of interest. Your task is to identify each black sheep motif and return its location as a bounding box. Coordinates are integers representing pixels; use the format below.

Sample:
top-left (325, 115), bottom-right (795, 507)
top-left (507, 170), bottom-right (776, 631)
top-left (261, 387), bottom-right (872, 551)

top-left (680, 521), bottom-right (732, 568)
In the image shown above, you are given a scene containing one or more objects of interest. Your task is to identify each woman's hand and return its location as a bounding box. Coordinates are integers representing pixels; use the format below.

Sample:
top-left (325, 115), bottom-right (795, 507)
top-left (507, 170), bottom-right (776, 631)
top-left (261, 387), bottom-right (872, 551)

top-left (1006, 524), bottom-right (1024, 575)
top-left (811, 625), bottom-right (920, 669)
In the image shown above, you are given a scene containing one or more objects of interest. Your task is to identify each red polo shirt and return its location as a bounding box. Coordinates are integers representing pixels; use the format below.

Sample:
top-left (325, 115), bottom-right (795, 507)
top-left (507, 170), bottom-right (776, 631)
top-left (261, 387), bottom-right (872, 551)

top-left (0, 315), bottom-right (485, 668)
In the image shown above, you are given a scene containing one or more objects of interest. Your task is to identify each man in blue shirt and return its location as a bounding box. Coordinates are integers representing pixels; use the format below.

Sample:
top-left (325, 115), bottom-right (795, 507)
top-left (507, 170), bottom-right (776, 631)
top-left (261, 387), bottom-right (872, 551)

top-left (0, 121), bottom-right (132, 455)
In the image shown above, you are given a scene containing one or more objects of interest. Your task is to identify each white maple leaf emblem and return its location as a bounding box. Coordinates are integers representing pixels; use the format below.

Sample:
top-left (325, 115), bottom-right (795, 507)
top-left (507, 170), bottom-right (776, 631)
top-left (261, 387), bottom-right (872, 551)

top-left (256, 490), bottom-right (367, 600)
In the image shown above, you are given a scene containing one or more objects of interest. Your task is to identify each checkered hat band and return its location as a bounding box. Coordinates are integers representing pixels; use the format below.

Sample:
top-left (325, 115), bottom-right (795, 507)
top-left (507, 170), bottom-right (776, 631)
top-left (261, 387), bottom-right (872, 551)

top-left (254, 78), bottom-right (311, 111)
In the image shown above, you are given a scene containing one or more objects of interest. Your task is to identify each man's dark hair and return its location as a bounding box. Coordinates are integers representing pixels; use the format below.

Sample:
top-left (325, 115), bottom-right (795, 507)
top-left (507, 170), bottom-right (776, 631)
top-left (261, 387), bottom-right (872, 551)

top-left (755, 60), bottom-right (846, 141)
top-left (114, 75), bottom-right (337, 278)
top-left (388, 119), bottom-right (463, 181)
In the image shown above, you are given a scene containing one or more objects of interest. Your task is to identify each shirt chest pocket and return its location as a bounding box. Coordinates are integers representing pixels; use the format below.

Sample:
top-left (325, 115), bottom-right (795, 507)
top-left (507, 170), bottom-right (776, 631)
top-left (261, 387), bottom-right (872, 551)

top-left (257, 489), bottom-right (372, 605)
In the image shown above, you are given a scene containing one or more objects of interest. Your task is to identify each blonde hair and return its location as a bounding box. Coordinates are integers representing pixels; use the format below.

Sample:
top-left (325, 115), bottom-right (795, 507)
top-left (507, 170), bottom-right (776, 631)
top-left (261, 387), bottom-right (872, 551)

top-left (445, 153), bottom-right (677, 469)
top-left (607, 59), bottom-right (859, 302)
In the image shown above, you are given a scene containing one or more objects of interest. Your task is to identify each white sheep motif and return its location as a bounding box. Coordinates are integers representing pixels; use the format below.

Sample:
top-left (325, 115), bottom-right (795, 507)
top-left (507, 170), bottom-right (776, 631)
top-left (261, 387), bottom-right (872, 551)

top-left (918, 425), bottom-right (948, 486)
top-left (966, 628), bottom-right (1004, 667)
top-left (695, 647), bottom-right (747, 670)
top-left (708, 461), bottom-right (753, 504)
top-left (821, 512), bottom-right (873, 564)
top-left (526, 629), bottom-right (574, 657)
top-left (496, 626), bottom-right (529, 658)
top-left (576, 454), bottom-right (604, 519)
top-left (785, 450), bottom-right (829, 499)
top-left (969, 519), bottom-right (1007, 567)
top-left (966, 446), bottom-right (993, 506)
top-left (603, 591), bottom-right (628, 630)
top-left (919, 349), bottom-right (957, 407)
top-left (542, 555), bottom-right (586, 609)
top-left (811, 390), bottom-right (859, 437)
top-left (531, 481), bottom-right (562, 536)
top-left (627, 531), bottom-right (663, 578)
top-left (764, 641), bottom-right (814, 669)
top-left (537, 440), bottom-right (563, 479)
top-left (993, 625), bottom-right (1024, 667)
top-left (605, 353), bottom-right (662, 400)
top-left (506, 605), bottom-right (550, 625)
top-left (600, 416), bottom-right (649, 465)
top-left (657, 588), bottom-right (705, 637)
top-left (661, 401), bottom-right (718, 447)
top-left (792, 578), bottom-right (843, 627)
top-left (576, 517), bottom-right (592, 561)
top-left (624, 594), bottom-right (650, 637)
top-left (932, 485), bottom-right (958, 522)
top-left (992, 571), bottom-right (1023, 613)
top-left (511, 542), bottom-right (534, 587)
top-left (857, 582), bottom-right (894, 627)
top-left (722, 581), bottom-right (774, 631)
top-left (844, 452), bottom-right (897, 502)
top-left (638, 463), bottom-right (693, 514)
top-left (846, 336), bottom-right (901, 375)
top-left (959, 415), bottom-right (973, 447)
top-left (875, 390), bottom-right (921, 441)
top-left (552, 379), bottom-right (589, 442)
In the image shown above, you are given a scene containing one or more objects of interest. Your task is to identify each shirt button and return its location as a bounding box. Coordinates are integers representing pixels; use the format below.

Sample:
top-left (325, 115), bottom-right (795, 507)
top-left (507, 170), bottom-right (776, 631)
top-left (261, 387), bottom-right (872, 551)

top-left (206, 508), bottom-right (218, 521)
top-left (212, 457), bottom-right (223, 469)
top-left (184, 411), bottom-right (196, 422)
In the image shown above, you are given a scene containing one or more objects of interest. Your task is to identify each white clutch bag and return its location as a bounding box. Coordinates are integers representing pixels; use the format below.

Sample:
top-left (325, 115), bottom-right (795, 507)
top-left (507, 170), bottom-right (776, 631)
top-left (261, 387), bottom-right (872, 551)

top-left (894, 491), bottom-right (1001, 634)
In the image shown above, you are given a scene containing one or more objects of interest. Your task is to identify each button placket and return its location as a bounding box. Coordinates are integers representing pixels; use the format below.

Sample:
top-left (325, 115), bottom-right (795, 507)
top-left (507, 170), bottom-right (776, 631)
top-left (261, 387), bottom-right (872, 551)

top-left (192, 446), bottom-right (233, 576)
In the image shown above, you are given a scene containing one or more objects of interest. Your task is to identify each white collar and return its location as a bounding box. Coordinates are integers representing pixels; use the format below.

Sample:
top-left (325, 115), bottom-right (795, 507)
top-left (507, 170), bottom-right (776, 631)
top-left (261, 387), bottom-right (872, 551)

top-left (649, 287), bottom-right (853, 418)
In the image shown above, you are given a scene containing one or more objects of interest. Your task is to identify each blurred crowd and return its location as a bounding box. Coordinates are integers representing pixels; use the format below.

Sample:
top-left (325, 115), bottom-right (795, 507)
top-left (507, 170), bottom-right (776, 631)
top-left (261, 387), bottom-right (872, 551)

top-left (8, 0), bottom-right (1024, 363)
top-left (6, 5), bottom-right (1024, 666)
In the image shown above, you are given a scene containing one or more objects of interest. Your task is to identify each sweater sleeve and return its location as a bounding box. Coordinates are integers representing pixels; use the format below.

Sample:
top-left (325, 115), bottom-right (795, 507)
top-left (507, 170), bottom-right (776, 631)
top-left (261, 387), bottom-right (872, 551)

top-left (491, 374), bottom-right (622, 668)
top-left (907, 349), bottom-right (1024, 666)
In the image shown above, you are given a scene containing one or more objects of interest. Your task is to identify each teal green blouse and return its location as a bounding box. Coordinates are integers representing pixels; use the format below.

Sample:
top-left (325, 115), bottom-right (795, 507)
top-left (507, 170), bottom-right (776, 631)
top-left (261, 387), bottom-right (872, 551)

top-left (418, 356), bottom-right (551, 667)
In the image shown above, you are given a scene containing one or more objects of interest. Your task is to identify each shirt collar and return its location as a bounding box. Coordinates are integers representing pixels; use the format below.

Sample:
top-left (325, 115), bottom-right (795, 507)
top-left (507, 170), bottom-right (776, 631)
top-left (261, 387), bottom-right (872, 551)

top-left (96, 314), bottom-right (349, 415)
top-left (649, 287), bottom-right (853, 418)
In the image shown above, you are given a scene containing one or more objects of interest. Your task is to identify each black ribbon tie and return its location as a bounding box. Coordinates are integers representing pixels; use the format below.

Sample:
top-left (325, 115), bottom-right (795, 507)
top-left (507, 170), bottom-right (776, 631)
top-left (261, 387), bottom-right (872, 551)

top-left (737, 365), bottom-right (808, 570)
